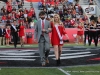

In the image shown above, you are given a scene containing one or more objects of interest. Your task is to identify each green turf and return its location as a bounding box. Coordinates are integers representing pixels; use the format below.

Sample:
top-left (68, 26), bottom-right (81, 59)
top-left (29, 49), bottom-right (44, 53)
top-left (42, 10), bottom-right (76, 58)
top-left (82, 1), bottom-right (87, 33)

top-left (63, 65), bottom-right (100, 75)
top-left (0, 43), bottom-right (98, 48)
top-left (0, 68), bottom-right (65, 75)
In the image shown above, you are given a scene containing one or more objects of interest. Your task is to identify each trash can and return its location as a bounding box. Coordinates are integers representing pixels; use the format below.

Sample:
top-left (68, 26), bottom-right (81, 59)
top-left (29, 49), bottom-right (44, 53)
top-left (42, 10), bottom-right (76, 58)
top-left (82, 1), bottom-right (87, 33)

top-left (27, 32), bottom-right (33, 44)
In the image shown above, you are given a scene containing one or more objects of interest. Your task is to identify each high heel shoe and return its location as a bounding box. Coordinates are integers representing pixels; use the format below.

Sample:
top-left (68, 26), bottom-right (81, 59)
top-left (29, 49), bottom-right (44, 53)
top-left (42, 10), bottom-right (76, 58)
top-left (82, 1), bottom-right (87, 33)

top-left (56, 60), bottom-right (59, 66)
top-left (21, 44), bottom-right (24, 48)
top-left (58, 58), bottom-right (61, 64)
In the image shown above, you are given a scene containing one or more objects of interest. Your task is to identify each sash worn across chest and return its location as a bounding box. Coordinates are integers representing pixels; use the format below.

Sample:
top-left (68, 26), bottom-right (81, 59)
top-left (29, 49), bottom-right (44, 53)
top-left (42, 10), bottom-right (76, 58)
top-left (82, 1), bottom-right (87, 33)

top-left (55, 25), bottom-right (63, 44)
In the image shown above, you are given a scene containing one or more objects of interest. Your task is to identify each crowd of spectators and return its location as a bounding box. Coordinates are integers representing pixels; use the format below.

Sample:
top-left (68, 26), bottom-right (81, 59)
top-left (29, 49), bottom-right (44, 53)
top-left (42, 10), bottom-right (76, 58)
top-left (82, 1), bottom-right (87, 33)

top-left (0, 0), bottom-right (37, 29)
top-left (38, 0), bottom-right (89, 28)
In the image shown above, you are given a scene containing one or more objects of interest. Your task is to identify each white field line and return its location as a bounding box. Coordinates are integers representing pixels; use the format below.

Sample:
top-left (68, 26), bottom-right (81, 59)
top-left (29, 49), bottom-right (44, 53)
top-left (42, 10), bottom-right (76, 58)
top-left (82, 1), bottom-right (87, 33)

top-left (58, 68), bottom-right (71, 75)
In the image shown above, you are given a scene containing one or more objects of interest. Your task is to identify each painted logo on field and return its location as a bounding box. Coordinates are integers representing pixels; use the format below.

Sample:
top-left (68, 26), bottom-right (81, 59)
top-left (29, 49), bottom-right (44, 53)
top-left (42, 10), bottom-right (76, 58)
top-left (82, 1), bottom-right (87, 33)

top-left (0, 47), bottom-right (100, 67)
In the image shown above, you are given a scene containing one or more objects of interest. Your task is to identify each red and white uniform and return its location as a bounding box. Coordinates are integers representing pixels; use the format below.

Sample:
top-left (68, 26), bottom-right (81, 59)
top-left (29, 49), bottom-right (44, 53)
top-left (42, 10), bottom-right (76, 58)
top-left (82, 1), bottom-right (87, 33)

top-left (77, 25), bottom-right (84, 36)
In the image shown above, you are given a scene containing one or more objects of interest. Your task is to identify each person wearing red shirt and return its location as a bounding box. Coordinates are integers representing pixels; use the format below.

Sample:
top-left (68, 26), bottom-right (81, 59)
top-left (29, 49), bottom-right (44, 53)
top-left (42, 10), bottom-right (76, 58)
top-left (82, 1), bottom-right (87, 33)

top-left (29, 7), bottom-right (35, 18)
top-left (50, 0), bottom-right (55, 6)
top-left (7, 4), bottom-right (12, 14)
top-left (51, 14), bottom-right (69, 66)
top-left (70, 19), bottom-right (75, 27)
top-left (5, 25), bottom-right (11, 46)
top-left (24, 8), bottom-right (29, 14)
top-left (2, 15), bottom-right (7, 23)
top-left (7, 14), bottom-right (12, 22)
top-left (28, 12), bottom-right (32, 18)
top-left (41, 0), bottom-right (46, 6)
top-left (15, 13), bottom-right (19, 19)
top-left (18, 22), bottom-right (25, 47)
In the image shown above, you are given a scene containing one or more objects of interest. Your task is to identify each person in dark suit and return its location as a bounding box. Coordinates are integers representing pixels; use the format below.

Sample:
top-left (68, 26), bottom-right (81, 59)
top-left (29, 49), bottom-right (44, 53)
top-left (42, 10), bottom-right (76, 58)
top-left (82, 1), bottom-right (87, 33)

top-left (11, 20), bottom-right (19, 48)
top-left (0, 25), bottom-right (6, 45)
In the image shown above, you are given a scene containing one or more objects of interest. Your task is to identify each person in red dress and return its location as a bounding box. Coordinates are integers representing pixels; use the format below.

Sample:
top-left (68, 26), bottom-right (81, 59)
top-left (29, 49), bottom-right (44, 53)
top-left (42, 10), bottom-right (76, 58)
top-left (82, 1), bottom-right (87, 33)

top-left (5, 25), bottom-right (11, 46)
top-left (18, 22), bottom-right (25, 47)
top-left (51, 14), bottom-right (69, 66)
top-left (77, 22), bottom-right (84, 44)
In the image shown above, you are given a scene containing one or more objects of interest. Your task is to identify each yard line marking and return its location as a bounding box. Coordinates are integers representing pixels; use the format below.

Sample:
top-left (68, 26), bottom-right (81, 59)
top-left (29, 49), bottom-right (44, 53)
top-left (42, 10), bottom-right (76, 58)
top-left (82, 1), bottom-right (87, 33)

top-left (0, 58), bottom-right (35, 61)
top-left (60, 54), bottom-right (96, 59)
top-left (58, 68), bottom-right (71, 75)
top-left (0, 53), bottom-right (35, 55)
top-left (53, 54), bottom-right (96, 60)
top-left (0, 50), bottom-right (37, 52)
top-left (49, 52), bottom-right (90, 57)
top-left (61, 52), bottom-right (90, 56)
top-left (0, 56), bottom-right (39, 57)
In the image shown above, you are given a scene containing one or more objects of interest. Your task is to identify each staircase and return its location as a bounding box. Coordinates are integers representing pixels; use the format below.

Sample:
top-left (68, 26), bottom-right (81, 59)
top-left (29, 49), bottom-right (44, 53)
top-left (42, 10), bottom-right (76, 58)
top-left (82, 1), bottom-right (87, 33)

top-left (95, 0), bottom-right (100, 9)
top-left (79, 0), bottom-right (89, 5)
top-left (23, 1), bottom-right (31, 10)
top-left (32, 2), bottom-right (40, 19)
top-left (0, 1), bottom-right (6, 24)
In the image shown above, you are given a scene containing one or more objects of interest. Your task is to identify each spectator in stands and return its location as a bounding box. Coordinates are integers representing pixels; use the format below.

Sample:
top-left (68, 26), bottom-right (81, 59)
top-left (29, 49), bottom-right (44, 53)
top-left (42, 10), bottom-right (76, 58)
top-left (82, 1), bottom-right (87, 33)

top-left (38, 0), bottom-right (43, 9)
top-left (1, 14), bottom-right (7, 23)
top-left (24, 8), bottom-right (28, 14)
top-left (30, 20), bottom-right (35, 29)
top-left (75, 0), bottom-right (79, 3)
top-left (54, 5), bottom-right (59, 13)
top-left (90, 14), bottom-right (95, 21)
top-left (15, 10), bottom-right (20, 19)
top-left (24, 11), bottom-right (28, 19)
top-left (89, 0), bottom-right (94, 5)
top-left (18, 1), bottom-right (23, 9)
top-left (7, 14), bottom-right (12, 22)
top-left (6, 20), bottom-right (11, 26)
top-left (12, 7), bottom-right (16, 12)
top-left (1, 6), bottom-right (6, 15)
top-left (12, 13), bottom-right (16, 20)
top-left (0, 25), bottom-right (6, 46)
top-left (6, 3), bottom-right (12, 14)
top-left (29, 7), bottom-right (35, 18)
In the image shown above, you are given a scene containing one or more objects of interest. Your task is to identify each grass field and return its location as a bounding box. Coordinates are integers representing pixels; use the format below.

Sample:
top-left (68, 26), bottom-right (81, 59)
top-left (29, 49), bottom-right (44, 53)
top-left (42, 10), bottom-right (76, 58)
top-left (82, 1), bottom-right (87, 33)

top-left (63, 65), bottom-right (100, 75)
top-left (0, 65), bottom-right (100, 75)
top-left (0, 43), bottom-right (98, 48)
top-left (0, 68), bottom-right (65, 75)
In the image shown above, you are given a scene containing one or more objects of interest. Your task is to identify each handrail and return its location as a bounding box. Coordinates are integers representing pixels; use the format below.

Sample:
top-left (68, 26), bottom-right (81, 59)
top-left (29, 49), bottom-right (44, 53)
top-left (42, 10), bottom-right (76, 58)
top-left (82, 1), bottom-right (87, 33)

top-left (94, 0), bottom-right (100, 10)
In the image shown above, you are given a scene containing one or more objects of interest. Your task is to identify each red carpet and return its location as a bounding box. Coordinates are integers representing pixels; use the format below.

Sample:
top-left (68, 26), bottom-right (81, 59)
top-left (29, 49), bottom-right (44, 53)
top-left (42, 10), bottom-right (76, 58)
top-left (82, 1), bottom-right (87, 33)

top-left (26, 0), bottom-right (39, 2)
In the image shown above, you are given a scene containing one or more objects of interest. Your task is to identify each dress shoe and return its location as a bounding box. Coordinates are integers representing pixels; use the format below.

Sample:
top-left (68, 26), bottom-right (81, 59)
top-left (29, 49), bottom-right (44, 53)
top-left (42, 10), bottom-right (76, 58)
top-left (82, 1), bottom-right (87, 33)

top-left (45, 59), bottom-right (49, 64)
top-left (42, 62), bottom-right (46, 66)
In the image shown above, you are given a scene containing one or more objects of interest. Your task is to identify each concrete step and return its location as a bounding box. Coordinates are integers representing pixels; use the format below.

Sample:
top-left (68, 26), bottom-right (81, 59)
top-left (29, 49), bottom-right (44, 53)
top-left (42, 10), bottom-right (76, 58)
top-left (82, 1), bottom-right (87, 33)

top-left (32, 2), bottom-right (40, 19)
top-left (79, 0), bottom-right (89, 5)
